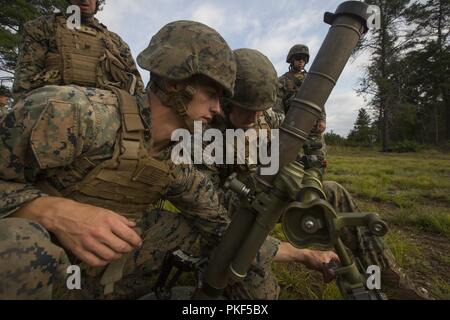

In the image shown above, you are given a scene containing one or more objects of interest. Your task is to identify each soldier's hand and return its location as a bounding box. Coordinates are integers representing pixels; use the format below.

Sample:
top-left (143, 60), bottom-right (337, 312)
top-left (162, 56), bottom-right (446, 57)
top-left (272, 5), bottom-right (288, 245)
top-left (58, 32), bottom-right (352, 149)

top-left (301, 249), bottom-right (339, 283)
top-left (13, 196), bottom-right (142, 267)
top-left (317, 120), bottom-right (326, 134)
top-left (275, 243), bottom-right (339, 283)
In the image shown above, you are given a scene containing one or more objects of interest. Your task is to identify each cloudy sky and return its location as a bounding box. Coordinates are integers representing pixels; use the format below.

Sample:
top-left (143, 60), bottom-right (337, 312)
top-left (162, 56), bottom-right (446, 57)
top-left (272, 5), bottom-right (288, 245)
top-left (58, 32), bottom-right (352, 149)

top-left (4, 0), bottom-right (373, 136)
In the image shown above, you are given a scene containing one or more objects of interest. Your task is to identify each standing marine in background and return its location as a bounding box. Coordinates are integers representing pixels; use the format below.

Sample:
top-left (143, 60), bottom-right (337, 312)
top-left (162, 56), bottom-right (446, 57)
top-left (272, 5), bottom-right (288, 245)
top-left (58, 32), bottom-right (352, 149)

top-left (277, 44), bottom-right (310, 114)
top-left (12, 0), bottom-right (144, 101)
top-left (0, 86), bottom-right (11, 119)
top-left (277, 44), bottom-right (327, 169)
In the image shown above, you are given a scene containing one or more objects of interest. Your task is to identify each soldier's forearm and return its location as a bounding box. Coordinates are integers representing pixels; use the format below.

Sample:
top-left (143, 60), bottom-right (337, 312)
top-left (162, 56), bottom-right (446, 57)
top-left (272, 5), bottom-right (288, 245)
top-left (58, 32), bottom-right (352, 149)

top-left (273, 242), bottom-right (309, 263)
top-left (9, 196), bottom-right (67, 231)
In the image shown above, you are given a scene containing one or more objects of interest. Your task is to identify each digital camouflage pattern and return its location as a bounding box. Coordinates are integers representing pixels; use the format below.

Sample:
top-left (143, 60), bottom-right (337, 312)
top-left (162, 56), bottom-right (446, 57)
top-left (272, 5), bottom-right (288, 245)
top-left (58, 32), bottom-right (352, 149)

top-left (0, 84), bottom-right (231, 299)
top-left (277, 69), bottom-right (308, 115)
top-left (206, 109), bottom-right (428, 300)
top-left (286, 44), bottom-right (310, 63)
top-left (190, 48), bottom-right (282, 298)
top-left (226, 49), bottom-right (278, 111)
top-left (12, 13), bottom-right (144, 101)
top-left (277, 69), bottom-right (327, 159)
top-left (0, 108), bottom-right (8, 119)
top-left (199, 111), bottom-right (282, 299)
top-left (0, 85), bottom-right (280, 300)
top-left (224, 235), bottom-right (281, 300)
top-left (0, 211), bottom-right (201, 299)
top-left (137, 20), bottom-right (237, 98)
top-left (0, 86), bottom-right (11, 119)
top-left (277, 44), bottom-right (310, 114)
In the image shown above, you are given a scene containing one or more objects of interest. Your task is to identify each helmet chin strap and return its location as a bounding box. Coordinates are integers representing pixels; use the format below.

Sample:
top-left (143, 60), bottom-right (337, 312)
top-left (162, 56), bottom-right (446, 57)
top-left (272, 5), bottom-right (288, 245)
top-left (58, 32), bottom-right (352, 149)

top-left (149, 81), bottom-right (197, 132)
top-left (81, 12), bottom-right (95, 22)
top-left (289, 63), bottom-right (304, 73)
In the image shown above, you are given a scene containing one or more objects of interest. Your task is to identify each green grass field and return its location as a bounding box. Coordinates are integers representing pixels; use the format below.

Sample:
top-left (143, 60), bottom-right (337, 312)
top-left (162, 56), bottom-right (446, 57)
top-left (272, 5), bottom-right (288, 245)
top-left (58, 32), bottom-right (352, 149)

top-left (273, 146), bottom-right (450, 300)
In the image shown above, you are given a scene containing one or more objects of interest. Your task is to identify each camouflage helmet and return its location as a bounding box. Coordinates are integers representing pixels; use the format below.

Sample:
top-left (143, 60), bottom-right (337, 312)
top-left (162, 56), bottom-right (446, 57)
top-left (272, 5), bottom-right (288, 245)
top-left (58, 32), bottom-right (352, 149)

top-left (227, 48), bottom-right (277, 112)
top-left (0, 85), bottom-right (11, 97)
top-left (137, 20), bottom-right (236, 97)
top-left (286, 44), bottom-right (310, 63)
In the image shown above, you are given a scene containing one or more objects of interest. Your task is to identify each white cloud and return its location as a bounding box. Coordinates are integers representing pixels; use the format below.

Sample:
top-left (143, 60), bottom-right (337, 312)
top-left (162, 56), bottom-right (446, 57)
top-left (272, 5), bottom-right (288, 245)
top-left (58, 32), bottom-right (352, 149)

top-left (190, 4), bottom-right (225, 30)
top-left (325, 91), bottom-right (367, 137)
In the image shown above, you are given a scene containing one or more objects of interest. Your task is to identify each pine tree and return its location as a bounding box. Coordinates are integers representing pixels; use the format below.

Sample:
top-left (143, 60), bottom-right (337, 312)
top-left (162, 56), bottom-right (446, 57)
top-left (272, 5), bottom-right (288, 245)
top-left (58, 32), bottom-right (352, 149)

top-left (357, 0), bottom-right (410, 151)
top-left (404, 0), bottom-right (450, 142)
top-left (348, 108), bottom-right (376, 145)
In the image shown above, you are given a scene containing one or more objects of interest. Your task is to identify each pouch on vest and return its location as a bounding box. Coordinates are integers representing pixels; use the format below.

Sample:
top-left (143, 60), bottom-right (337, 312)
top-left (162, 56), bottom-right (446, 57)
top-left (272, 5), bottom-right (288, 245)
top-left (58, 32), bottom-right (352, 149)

top-left (30, 99), bottom-right (81, 169)
top-left (98, 49), bottom-right (137, 95)
top-left (72, 87), bottom-right (174, 206)
top-left (55, 17), bottom-right (105, 88)
top-left (50, 15), bottom-right (137, 94)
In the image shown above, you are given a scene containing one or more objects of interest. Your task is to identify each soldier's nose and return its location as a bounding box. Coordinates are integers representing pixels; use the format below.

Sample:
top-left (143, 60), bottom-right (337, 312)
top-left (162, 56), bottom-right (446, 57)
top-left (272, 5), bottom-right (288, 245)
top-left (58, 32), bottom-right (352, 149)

top-left (211, 100), bottom-right (220, 114)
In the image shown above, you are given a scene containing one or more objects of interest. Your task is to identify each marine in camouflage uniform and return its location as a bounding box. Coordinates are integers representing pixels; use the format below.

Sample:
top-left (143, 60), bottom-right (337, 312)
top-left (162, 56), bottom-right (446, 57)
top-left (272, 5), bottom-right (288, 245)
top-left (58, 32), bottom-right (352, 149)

top-left (197, 49), bottom-right (339, 299)
top-left (277, 44), bottom-right (327, 164)
top-left (209, 49), bottom-right (430, 300)
top-left (0, 85), bottom-right (11, 119)
top-left (12, 0), bottom-right (144, 102)
top-left (0, 20), bottom-right (237, 300)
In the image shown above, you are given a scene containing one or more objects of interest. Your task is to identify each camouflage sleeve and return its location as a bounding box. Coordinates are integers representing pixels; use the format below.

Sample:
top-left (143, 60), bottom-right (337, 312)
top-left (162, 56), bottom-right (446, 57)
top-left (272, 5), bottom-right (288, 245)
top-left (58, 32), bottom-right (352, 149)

top-left (0, 108), bottom-right (7, 119)
top-left (0, 90), bottom-right (50, 218)
top-left (108, 32), bottom-right (145, 94)
top-left (0, 181), bottom-right (46, 218)
top-left (277, 75), bottom-right (297, 115)
top-left (263, 108), bottom-right (285, 129)
top-left (12, 16), bottom-right (54, 101)
top-left (166, 165), bottom-right (230, 248)
top-left (195, 163), bottom-right (223, 190)
top-left (275, 78), bottom-right (287, 115)
top-left (308, 109), bottom-right (327, 159)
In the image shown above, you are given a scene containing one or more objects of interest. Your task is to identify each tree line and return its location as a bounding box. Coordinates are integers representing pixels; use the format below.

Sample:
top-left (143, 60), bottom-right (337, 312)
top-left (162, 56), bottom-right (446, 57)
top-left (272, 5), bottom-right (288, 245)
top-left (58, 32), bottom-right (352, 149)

top-left (346, 0), bottom-right (449, 151)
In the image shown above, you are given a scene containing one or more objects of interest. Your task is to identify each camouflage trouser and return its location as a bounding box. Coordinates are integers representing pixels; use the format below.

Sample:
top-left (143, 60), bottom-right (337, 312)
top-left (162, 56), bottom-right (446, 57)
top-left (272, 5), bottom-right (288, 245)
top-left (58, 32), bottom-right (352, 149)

top-left (0, 210), bottom-right (281, 300)
top-left (0, 218), bottom-right (71, 299)
top-left (323, 180), bottom-right (358, 213)
top-left (224, 235), bottom-right (281, 300)
top-left (0, 211), bottom-right (199, 300)
top-left (0, 183), bottom-right (428, 300)
top-left (322, 181), bottom-right (430, 300)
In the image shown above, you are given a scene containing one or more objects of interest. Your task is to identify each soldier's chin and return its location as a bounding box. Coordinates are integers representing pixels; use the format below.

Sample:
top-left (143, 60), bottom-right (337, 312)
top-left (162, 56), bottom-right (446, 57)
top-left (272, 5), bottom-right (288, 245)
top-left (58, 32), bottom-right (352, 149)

top-left (241, 123), bottom-right (255, 129)
top-left (81, 11), bottom-right (95, 18)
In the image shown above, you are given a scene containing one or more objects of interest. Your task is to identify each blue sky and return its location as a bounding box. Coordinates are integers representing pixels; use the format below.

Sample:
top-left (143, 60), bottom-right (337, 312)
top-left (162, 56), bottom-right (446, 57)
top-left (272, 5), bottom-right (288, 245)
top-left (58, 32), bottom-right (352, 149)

top-left (96, 0), bottom-right (372, 137)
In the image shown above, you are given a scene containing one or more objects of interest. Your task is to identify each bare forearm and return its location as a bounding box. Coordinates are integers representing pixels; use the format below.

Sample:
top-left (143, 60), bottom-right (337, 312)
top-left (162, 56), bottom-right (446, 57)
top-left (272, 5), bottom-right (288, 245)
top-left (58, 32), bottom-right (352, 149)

top-left (273, 242), bottom-right (308, 263)
top-left (11, 196), bottom-right (70, 232)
